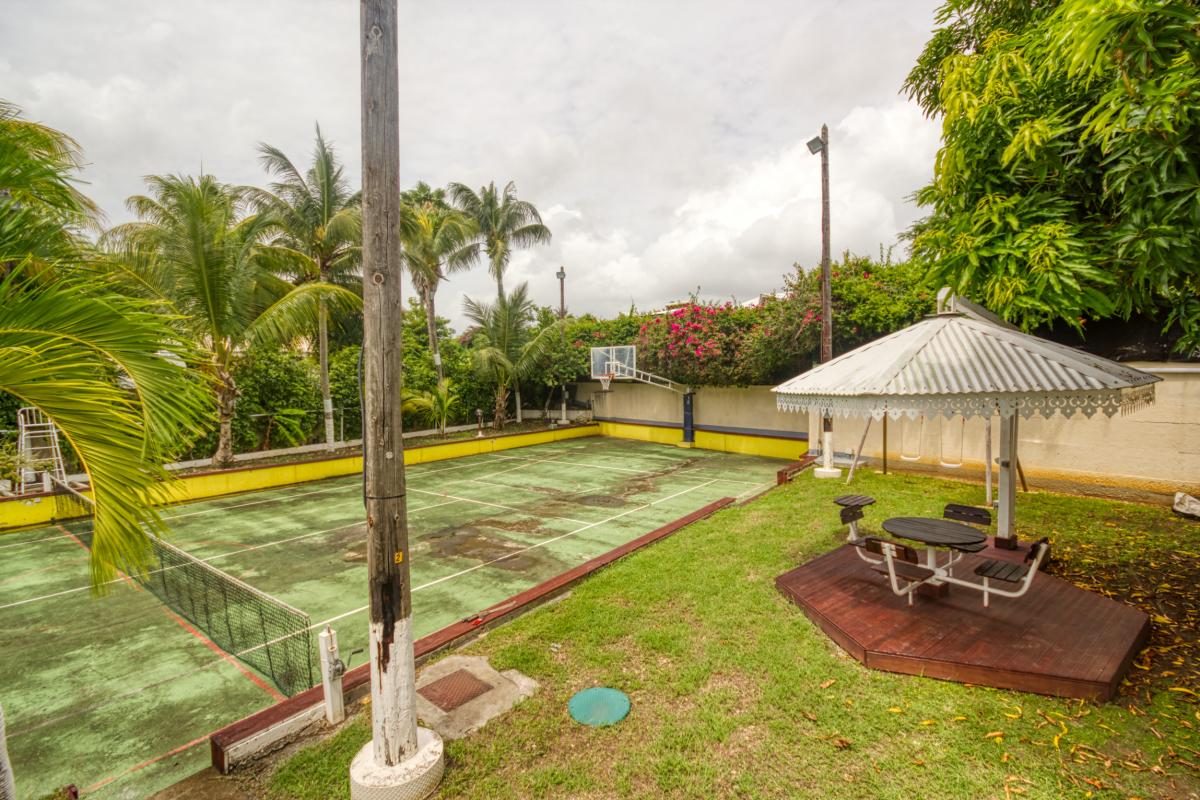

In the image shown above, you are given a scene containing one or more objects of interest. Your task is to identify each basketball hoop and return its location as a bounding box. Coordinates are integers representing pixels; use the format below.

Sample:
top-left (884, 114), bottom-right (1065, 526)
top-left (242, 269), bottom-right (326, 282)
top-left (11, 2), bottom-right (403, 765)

top-left (599, 373), bottom-right (614, 392)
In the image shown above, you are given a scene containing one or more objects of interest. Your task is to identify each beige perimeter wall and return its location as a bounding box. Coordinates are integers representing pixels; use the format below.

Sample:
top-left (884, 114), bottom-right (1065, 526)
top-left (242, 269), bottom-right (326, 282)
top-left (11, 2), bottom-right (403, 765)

top-left (577, 364), bottom-right (1200, 498)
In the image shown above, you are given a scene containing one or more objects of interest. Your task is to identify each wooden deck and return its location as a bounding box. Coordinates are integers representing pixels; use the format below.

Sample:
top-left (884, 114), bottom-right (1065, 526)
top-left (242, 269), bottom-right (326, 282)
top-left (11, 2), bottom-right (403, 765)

top-left (775, 542), bottom-right (1150, 701)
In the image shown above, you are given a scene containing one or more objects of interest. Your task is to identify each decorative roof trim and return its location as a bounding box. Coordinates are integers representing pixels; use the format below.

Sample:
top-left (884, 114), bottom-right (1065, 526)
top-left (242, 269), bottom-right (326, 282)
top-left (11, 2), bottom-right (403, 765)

top-left (775, 384), bottom-right (1156, 421)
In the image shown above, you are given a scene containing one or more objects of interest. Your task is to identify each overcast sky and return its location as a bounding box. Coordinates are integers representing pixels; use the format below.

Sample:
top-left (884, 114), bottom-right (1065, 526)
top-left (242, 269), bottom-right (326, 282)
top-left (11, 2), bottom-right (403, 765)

top-left (3, 0), bottom-right (943, 328)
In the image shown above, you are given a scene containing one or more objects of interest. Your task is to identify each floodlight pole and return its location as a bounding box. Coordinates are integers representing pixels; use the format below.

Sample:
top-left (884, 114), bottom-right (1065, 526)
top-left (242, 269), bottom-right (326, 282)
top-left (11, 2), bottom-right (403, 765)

top-left (810, 124), bottom-right (840, 478)
top-left (351, 0), bottom-right (444, 795)
top-left (557, 266), bottom-right (568, 424)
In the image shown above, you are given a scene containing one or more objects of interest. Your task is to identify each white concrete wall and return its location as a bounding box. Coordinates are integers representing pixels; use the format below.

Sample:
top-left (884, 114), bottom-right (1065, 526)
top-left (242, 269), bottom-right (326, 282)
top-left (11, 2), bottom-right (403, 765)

top-left (579, 382), bottom-right (808, 438)
top-left (578, 364), bottom-right (1200, 497)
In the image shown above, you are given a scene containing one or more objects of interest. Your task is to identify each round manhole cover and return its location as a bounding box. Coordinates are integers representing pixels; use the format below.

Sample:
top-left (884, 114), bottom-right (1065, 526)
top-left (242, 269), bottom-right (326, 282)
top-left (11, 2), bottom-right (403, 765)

top-left (568, 687), bottom-right (630, 727)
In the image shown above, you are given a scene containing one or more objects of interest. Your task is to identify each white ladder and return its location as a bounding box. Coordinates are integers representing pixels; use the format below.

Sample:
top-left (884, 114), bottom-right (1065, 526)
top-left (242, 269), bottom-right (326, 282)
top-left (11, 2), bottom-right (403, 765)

top-left (16, 407), bottom-right (66, 495)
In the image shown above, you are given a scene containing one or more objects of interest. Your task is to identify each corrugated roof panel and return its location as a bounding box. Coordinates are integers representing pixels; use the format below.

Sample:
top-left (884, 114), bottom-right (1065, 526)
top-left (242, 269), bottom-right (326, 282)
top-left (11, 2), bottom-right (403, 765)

top-left (773, 314), bottom-right (1159, 402)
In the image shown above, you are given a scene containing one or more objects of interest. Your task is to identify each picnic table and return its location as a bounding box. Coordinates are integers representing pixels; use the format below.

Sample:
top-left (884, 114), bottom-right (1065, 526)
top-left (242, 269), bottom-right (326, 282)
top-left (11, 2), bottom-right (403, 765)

top-left (881, 517), bottom-right (986, 571)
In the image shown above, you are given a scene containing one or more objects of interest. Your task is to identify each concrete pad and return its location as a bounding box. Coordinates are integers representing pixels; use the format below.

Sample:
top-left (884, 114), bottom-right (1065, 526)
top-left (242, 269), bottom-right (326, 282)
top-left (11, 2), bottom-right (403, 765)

top-left (349, 727), bottom-right (443, 800)
top-left (414, 655), bottom-right (538, 740)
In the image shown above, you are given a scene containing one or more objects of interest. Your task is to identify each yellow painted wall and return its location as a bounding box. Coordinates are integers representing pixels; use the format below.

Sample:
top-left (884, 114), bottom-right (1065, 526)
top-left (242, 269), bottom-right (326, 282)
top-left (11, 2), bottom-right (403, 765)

top-left (597, 421), bottom-right (807, 461)
top-left (0, 425), bottom-right (601, 532)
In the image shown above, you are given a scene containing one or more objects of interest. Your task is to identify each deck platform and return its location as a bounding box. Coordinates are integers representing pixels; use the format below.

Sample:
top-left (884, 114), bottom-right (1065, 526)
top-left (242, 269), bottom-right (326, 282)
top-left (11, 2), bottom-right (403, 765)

top-left (775, 542), bottom-right (1150, 701)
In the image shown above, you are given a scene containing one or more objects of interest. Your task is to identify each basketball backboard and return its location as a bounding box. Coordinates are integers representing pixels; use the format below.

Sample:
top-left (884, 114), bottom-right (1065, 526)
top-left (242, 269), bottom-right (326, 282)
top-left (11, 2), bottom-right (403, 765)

top-left (590, 345), bottom-right (636, 379)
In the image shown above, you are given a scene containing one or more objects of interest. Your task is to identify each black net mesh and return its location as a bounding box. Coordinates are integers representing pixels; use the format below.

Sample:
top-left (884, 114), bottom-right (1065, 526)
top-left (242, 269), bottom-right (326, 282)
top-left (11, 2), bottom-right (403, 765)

top-left (57, 489), bottom-right (316, 696)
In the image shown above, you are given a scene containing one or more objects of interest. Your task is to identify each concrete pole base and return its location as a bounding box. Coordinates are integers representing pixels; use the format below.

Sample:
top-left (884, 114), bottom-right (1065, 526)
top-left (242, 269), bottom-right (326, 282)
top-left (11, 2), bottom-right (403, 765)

top-left (812, 466), bottom-right (843, 479)
top-left (349, 727), bottom-right (444, 800)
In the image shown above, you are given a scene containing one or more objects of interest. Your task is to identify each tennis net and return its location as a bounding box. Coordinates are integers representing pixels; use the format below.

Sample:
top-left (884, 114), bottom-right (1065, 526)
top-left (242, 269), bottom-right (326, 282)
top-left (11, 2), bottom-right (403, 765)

top-left (55, 485), bottom-right (316, 696)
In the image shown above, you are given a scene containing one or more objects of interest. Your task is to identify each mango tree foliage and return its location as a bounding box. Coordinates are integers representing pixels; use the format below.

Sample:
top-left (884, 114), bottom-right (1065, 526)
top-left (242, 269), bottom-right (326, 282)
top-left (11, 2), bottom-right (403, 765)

top-left (905, 0), bottom-right (1200, 351)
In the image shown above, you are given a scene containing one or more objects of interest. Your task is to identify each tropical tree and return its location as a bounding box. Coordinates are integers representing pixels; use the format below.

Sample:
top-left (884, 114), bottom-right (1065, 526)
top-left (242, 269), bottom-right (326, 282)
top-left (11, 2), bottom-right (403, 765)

top-left (448, 180), bottom-right (551, 297)
top-left (402, 378), bottom-right (459, 436)
top-left (102, 174), bottom-right (361, 464)
top-left (0, 104), bottom-right (211, 796)
top-left (399, 184), bottom-right (478, 383)
top-left (904, 0), bottom-right (1200, 352)
top-left (251, 127), bottom-right (361, 447)
top-left (0, 100), bottom-right (97, 273)
top-left (463, 283), bottom-right (560, 428)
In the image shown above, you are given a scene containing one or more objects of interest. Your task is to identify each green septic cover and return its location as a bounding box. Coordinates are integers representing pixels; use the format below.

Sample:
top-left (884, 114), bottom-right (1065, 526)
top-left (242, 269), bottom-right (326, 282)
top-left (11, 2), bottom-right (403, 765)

top-left (568, 687), bottom-right (630, 726)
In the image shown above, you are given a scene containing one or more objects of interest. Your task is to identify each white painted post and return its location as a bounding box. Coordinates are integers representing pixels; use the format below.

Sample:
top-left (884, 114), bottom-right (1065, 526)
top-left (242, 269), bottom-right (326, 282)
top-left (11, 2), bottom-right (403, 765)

top-left (984, 416), bottom-right (993, 507)
top-left (319, 627), bottom-right (345, 725)
top-left (997, 412), bottom-right (1018, 542)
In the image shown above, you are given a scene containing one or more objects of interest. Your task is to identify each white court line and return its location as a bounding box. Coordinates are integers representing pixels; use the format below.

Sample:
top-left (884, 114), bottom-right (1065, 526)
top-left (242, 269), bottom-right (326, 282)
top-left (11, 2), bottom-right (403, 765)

top-left (161, 480), bottom-right (361, 521)
top-left (0, 498), bottom-right (463, 612)
top-left (0, 452), bottom-right (524, 553)
top-left (406, 487), bottom-right (591, 526)
top-left (10, 478), bottom-right (728, 737)
top-left (313, 478), bottom-right (721, 629)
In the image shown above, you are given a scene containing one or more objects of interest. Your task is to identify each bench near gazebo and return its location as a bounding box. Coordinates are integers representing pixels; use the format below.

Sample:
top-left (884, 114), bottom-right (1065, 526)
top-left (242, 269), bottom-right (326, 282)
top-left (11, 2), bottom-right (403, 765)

top-left (771, 296), bottom-right (1155, 701)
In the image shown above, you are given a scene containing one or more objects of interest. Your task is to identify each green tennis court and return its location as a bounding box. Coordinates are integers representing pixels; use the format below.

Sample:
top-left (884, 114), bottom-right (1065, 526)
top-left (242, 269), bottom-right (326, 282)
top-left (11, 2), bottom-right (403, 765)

top-left (0, 436), bottom-right (789, 798)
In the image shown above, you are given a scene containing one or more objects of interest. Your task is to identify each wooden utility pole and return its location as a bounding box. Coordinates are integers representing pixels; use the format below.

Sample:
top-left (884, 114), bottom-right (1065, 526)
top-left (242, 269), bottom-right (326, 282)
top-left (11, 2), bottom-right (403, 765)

top-left (809, 124), bottom-right (840, 477)
top-left (819, 124), bottom-right (832, 365)
top-left (360, 0), bottom-right (418, 766)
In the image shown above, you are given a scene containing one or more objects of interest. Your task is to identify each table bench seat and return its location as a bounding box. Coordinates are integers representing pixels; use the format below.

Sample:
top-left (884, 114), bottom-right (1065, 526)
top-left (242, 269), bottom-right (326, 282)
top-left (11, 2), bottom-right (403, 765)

top-left (870, 561), bottom-right (936, 583)
top-left (974, 559), bottom-right (1030, 583)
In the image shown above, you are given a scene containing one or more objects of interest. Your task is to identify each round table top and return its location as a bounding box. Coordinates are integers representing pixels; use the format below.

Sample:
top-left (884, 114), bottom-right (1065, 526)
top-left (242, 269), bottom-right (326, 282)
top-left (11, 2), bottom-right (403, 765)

top-left (834, 494), bottom-right (876, 508)
top-left (882, 517), bottom-right (986, 546)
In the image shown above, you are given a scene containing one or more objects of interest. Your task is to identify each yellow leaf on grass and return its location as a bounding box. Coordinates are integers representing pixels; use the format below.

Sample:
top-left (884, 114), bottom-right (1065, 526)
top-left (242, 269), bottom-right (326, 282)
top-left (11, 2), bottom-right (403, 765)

top-left (888, 707), bottom-right (903, 714)
top-left (1004, 705), bottom-right (1023, 719)
top-left (1170, 687), bottom-right (1198, 698)
top-left (820, 679), bottom-right (836, 689)
top-left (920, 719), bottom-right (936, 726)
top-left (985, 731), bottom-right (1004, 740)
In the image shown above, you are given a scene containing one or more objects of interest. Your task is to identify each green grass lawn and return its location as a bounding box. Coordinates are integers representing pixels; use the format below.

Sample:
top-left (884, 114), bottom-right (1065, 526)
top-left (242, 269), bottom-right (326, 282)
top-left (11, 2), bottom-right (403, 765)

top-left (267, 469), bottom-right (1200, 800)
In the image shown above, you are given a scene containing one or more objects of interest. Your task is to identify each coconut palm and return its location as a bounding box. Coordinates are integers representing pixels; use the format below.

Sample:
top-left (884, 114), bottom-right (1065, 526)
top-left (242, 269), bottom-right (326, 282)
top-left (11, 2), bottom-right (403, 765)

top-left (0, 99), bottom-right (97, 272)
top-left (0, 104), bottom-right (210, 794)
top-left (402, 378), bottom-right (459, 436)
top-left (448, 180), bottom-right (551, 298)
top-left (463, 283), bottom-right (561, 429)
top-left (399, 187), bottom-right (478, 382)
top-left (102, 174), bottom-right (361, 465)
top-left (250, 126), bottom-right (361, 447)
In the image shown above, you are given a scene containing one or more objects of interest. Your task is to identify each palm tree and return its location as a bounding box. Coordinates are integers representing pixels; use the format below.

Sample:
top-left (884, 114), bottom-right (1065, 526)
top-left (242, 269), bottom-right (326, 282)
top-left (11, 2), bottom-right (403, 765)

top-left (402, 378), bottom-right (459, 436)
top-left (102, 174), bottom-right (361, 465)
top-left (399, 185), bottom-right (478, 382)
top-left (0, 104), bottom-right (211, 794)
top-left (0, 99), bottom-right (97, 272)
top-left (250, 126), bottom-right (361, 447)
top-left (463, 283), bottom-right (561, 429)
top-left (448, 180), bottom-right (551, 297)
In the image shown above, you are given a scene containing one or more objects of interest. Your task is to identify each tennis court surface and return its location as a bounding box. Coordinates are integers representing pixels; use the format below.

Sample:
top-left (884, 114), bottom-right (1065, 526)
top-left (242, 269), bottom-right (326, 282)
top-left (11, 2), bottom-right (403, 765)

top-left (0, 436), bottom-right (789, 798)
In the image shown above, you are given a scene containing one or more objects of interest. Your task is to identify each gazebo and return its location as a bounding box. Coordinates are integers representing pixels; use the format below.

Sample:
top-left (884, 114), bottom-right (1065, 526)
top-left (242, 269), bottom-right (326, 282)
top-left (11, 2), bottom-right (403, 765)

top-left (772, 294), bottom-right (1160, 542)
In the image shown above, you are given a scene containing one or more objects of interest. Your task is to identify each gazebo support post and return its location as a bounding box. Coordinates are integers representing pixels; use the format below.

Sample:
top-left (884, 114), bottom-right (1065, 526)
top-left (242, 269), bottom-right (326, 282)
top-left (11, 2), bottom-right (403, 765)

top-left (996, 412), bottom-right (1019, 549)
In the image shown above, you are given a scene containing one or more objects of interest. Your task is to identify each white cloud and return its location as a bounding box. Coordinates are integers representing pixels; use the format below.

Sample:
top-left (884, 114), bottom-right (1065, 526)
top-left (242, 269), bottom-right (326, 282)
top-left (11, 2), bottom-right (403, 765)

top-left (2, 0), bottom-right (943, 325)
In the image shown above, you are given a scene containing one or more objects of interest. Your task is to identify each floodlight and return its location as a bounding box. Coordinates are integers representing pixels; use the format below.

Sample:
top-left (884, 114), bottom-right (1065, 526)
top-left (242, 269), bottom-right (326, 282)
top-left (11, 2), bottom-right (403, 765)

top-left (806, 135), bottom-right (825, 154)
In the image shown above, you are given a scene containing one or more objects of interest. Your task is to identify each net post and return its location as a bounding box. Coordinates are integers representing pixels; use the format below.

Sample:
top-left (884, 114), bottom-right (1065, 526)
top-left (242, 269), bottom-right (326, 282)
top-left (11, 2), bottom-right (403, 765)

top-left (319, 626), bottom-right (346, 725)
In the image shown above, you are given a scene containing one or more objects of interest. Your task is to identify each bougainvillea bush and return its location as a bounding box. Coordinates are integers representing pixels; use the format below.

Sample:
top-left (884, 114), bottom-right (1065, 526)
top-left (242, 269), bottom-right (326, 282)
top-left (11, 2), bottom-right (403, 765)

top-left (630, 255), bottom-right (933, 387)
top-left (635, 301), bottom-right (819, 386)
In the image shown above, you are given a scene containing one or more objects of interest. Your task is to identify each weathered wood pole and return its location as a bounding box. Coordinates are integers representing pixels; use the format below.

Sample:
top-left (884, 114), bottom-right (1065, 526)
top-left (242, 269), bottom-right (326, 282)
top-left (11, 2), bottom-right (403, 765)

top-left (812, 123), bottom-right (840, 478)
top-left (360, 0), bottom-right (418, 766)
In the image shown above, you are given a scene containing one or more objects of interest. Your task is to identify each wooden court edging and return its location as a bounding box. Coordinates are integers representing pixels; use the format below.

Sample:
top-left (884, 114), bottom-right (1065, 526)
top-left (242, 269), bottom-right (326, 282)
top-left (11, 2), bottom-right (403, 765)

top-left (209, 495), bottom-right (736, 773)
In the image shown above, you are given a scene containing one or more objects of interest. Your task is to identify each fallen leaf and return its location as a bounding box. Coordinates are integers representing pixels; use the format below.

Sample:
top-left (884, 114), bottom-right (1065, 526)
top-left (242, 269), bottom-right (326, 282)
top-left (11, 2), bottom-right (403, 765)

top-left (820, 679), bottom-right (836, 689)
top-left (985, 731), bottom-right (1005, 741)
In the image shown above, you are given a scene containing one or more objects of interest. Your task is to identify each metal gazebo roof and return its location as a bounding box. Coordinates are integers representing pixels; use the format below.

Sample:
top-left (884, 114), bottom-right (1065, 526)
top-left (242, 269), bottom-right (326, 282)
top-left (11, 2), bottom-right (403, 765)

top-left (772, 312), bottom-right (1159, 420)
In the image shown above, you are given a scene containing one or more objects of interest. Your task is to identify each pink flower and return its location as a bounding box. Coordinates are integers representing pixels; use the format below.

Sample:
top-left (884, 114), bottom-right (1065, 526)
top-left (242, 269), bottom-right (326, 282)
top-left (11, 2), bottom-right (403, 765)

top-left (695, 347), bottom-right (703, 356)
top-left (670, 323), bottom-right (681, 333)
top-left (672, 309), bottom-right (686, 318)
